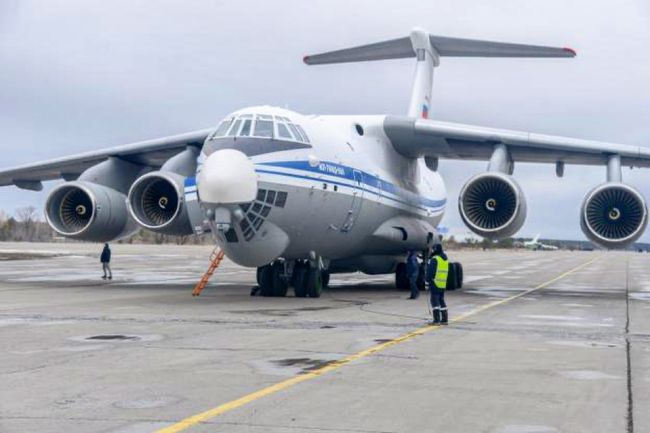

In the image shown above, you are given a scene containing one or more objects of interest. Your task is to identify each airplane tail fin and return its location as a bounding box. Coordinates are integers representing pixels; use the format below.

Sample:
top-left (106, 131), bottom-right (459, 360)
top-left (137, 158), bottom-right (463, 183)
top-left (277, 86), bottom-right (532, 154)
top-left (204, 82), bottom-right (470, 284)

top-left (304, 28), bottom-right (576, 119)
top-left (532, 234), bottom-right (540, 243)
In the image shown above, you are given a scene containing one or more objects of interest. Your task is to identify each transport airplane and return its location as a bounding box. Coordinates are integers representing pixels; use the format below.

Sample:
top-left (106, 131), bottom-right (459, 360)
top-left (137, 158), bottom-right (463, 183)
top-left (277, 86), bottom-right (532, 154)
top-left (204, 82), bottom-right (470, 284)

top-left (524, 234), bottom-right (559, 251)
top-left (1, 28), bottom-right (648, 297)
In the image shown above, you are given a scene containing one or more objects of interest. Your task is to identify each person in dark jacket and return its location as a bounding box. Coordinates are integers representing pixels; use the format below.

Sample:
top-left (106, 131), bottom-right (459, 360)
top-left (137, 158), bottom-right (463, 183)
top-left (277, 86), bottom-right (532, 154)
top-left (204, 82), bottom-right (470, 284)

top-left (100, 243), bottom-right (112, 280)
top-left (405, 249), bottom-right (420, 300)
top-left (426, 244), bottom-right (449, 324)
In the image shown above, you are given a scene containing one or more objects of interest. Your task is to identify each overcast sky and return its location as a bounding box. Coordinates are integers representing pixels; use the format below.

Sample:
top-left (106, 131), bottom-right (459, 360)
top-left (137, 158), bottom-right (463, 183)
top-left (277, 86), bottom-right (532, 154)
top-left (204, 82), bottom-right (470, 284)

top-left (1, 0), bottom-right (650, 241)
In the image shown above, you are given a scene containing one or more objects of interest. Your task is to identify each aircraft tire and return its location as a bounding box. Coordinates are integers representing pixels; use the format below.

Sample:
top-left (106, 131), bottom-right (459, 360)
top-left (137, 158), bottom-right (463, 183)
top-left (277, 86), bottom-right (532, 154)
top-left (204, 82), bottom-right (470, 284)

top-left (306, 268), bottom-right (323, 298)
top-left (293, 263), bottom-right (308, 298)
top-left (395, 263), bottom-right (409, 291)
top-left (271, 262), bottom-right (288, 297)
top-left (446, 263), bottom-right (457, 291)
top-left (256, 267), bottom-right (262, 286)
top-left (455, 262), bottom-right (464, 289)
top-left (259, 265), bottom-right (274, 297)
top-left (322, 271), bottom-right (330, 288)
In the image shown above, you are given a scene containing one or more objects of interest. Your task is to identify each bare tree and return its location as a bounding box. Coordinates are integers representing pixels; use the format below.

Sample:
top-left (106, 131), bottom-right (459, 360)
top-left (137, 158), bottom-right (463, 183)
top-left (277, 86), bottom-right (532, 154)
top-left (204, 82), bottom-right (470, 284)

top-left (16, 206), bottom-right (39, 241)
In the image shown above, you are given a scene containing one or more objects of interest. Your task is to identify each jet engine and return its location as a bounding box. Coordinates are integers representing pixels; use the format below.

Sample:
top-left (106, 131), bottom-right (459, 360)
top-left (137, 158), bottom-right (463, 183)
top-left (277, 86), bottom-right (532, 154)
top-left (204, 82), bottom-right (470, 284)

top-left (127, 172), bottom-right (193, 235)
top-left (580, 183), bottom-right (648, 248)
top-left (45, 181), bottom-right (138, 242)
top-left (458, 172), bottom-right (527, 239)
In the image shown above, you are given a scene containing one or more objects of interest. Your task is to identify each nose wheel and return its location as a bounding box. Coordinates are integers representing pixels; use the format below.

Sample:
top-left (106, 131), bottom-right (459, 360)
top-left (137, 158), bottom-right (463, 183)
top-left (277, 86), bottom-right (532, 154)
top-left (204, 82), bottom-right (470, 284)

top-left (257, 262), bottom-right (288, 297)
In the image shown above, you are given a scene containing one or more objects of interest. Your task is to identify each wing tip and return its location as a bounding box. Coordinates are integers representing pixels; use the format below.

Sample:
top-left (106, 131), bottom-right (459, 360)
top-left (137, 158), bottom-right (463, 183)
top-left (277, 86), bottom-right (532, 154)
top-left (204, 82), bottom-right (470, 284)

top-left (563, 47), bottom-right (577, 57)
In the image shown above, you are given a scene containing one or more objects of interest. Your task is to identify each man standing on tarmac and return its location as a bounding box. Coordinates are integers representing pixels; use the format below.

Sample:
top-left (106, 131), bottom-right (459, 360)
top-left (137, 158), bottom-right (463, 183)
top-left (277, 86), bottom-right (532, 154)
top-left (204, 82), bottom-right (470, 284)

top-left (101, 243), bottom-right (112, 280)
top-left (427, 244), bottom-right (449, 324)
top-left (406, 249), bottom-right (420, 300)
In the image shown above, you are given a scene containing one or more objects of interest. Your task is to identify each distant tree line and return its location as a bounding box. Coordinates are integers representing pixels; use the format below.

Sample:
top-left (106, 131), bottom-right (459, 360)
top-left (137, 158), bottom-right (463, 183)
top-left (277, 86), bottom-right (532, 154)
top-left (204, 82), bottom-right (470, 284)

top-left (0, 207), bottom-right (213, 245)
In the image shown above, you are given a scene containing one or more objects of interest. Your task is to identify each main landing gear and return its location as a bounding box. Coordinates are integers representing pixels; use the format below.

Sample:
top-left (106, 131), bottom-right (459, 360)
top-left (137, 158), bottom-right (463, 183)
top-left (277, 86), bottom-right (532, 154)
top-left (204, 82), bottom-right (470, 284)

top-left (256, 260), bottom-right (329, 298)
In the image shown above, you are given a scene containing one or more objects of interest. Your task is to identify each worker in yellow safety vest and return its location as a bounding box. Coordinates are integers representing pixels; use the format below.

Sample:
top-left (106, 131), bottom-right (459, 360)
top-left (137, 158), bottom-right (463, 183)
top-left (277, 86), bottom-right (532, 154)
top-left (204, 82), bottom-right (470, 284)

top-left (426, 244), bottom-right (449, 325)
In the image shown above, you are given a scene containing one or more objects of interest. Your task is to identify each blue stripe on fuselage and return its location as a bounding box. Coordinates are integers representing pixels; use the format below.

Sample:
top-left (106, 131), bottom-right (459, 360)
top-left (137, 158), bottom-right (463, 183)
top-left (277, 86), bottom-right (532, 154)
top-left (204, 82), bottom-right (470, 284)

top-left (257, 160), bottom-right (446, 210)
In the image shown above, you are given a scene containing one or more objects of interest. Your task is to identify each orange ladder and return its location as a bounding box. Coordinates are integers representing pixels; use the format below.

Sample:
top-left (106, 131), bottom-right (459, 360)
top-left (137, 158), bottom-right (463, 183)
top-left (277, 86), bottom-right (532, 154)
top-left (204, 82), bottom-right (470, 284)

top-left (192, 247), bottom-right (226, 297)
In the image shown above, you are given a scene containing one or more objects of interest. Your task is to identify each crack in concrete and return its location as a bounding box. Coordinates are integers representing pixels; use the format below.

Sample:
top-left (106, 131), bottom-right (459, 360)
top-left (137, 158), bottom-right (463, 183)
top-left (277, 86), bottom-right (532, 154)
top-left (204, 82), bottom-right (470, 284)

top-left (625, 258), bottom-right (634, 433)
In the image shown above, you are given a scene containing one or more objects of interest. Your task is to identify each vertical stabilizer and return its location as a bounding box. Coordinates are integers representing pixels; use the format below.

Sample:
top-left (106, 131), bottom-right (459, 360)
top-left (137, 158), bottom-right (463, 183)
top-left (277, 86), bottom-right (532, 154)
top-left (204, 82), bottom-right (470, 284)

top-left (407, 28), bottom-right (438, 119)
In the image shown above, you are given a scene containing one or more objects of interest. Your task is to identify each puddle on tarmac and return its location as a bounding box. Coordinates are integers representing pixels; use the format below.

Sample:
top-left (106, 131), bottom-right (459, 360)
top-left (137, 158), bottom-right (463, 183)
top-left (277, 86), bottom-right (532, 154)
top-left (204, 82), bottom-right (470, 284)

top-left (87, 335), bottom-right (140, 341)
top-left (229, 306), bottom-right (332, 317)
top-left (251, 355), bottom-right (341, 376)
top-left (272, 358), bottom-right (336, 373)
top-left (69, 334), bottom-right (163, 343)
top-left (0, 252), bottom-right (62, 261)
top-left (630, 293), bottom-right (650, 301)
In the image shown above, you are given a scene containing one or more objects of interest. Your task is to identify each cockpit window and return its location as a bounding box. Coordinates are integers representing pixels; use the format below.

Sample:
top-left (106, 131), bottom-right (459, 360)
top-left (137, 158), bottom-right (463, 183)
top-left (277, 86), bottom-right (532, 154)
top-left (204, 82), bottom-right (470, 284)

top-left (294, 125), bottom-right (310, 143)
top-left (254, 120), bottom-right (274, 138)
top-left (240, 119), bottom-right (252, 136)
top-left (287, 123), bottom-right (304, 142)
top-left (213, 113), bottom-right (310, 143)
top-left (227, 119), bottom-right (242, 136)
top-left (276, 123), bottom-right (293, 139)
top-left (211, 119), bottom-right (232, 139)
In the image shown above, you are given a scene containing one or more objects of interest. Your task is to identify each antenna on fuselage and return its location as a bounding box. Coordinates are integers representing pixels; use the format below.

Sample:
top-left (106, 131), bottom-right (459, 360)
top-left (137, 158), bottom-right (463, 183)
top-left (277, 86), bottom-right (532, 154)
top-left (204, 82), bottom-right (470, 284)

top-left (303, 28), bottom-right (575, 119)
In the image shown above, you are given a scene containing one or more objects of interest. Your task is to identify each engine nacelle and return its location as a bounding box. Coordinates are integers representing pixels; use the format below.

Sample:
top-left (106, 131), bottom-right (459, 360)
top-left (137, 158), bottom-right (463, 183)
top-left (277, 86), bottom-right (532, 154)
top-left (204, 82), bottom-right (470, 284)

top-left (458, 172), bottom-right (527, 239)
top-left (45, 181), bottom-right (138, 242)
top-left (127, 172), bottom-right (193, 235)
top-left (580, 183), bottom-right (648, 249)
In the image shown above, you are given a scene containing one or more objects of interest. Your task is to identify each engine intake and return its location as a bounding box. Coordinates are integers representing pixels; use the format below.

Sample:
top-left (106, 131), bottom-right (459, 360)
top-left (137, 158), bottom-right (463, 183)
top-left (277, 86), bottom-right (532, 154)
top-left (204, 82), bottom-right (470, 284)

top-left (459, 172), bottom-right (527, 238)
top-left (127, 172), bottom-right (193, 235)
top-left (45, 181), bottom-right (137, 241)
top-left (580, 183), bottom-right (648, 248)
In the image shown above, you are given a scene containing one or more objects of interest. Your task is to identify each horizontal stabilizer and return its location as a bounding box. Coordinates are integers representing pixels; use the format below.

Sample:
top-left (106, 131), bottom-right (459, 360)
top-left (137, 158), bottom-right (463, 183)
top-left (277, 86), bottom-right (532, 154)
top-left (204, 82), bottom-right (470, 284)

top-left (304, 33), bottom-right (575, 65)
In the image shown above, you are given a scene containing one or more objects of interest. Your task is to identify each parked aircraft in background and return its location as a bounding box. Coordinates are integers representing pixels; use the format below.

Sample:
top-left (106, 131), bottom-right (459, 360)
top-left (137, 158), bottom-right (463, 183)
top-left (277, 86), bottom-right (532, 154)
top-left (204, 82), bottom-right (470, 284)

top-left (0, 28), bottom-right (648, 298)
top-left (524, 234), bottom-right (559, 251)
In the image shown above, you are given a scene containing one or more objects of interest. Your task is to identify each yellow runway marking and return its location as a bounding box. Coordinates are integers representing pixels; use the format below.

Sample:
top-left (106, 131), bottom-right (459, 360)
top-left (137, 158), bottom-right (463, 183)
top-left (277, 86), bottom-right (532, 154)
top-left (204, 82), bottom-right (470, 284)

top-left (155, 256), bottom-right (600, 433)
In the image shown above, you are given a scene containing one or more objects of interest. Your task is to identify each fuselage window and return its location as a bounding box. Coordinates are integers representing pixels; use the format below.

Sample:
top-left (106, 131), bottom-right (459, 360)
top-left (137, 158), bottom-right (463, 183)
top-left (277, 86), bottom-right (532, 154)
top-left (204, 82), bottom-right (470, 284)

top-left (227, 119), bottom-right (242, 136)
top-left (277, 123), bottom-right (293, 139)
top-left (254, 120), bottom-right (274, 138)
top-left (240, 119), bottom-right (252, 136)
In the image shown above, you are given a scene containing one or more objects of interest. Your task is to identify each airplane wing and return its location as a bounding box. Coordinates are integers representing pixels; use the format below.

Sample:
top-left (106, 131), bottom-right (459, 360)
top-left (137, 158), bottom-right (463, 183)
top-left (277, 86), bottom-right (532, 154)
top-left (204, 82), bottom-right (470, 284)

top-left (383, 116), bottom-right (650, 168)
top-left (0, 129), bottom-right (212, 190)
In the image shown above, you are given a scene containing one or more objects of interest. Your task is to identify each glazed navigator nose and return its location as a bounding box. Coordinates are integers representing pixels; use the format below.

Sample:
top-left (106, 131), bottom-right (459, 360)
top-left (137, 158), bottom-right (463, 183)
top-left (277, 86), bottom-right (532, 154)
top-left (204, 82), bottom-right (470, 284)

top-left (197, 149), bottom-right (258, 205)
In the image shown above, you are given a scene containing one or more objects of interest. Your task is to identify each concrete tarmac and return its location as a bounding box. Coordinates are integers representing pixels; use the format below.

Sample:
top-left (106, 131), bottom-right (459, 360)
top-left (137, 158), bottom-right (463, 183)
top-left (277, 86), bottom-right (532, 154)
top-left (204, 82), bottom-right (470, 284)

top-left (0, 242), bottom-right (648, 433)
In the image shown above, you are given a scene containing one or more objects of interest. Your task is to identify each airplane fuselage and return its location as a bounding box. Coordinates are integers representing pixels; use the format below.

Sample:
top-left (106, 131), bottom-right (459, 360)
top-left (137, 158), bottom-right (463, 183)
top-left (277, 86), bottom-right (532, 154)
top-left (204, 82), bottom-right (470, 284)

top-left (194, 106), bottom-right (446, 273)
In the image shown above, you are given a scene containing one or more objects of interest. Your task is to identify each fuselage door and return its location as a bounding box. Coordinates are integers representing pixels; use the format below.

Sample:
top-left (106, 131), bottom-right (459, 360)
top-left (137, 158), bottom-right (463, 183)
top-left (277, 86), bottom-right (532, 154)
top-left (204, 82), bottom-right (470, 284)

top-left (340, 169), bottom-right (364, 233)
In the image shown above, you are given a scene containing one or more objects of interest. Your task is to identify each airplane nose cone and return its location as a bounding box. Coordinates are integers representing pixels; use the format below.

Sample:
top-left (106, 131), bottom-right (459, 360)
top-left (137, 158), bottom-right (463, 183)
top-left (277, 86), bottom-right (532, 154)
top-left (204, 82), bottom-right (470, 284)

top-left (197, 149), bottom-right (257, 204)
